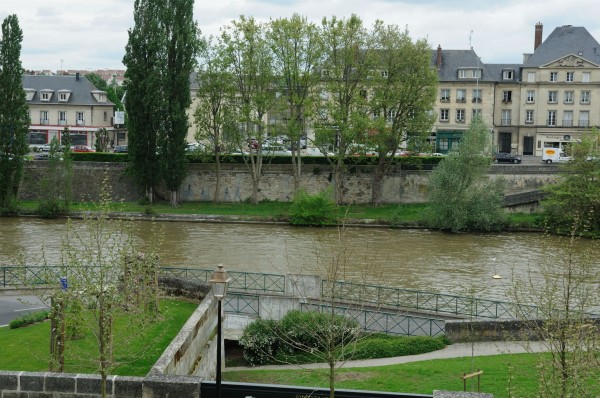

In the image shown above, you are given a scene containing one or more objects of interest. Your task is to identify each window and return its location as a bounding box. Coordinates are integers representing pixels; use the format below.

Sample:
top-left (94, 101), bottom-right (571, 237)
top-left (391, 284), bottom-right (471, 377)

top-left (439, 138), bottom-right (449, 151)
top-left (387, 110), bottom-right (396, 122)
top-left (472, 69), bottom-right (481, 79)
top-left (103, 111), bottom-right (108, 121)
top-left (372, 110), bottom-right (380, 120)
top-left (440, 89), bottom-right (450, 102)
top-left (526, 90), bottom-right (535, 103)
top-left (564, 91), bottom-right (574, 104)
top-left (563, 111), bottom-right (573, 127)
top-left (566, 72), bottom-right (574, 82)
top-left (59, 93), bottom-right (68, 102)
top-left (548, 91), bottom-right (558, 103)
top-left (41, 92), bottom-right (51, 101)
top-left (472, 89), bottom-right (481, 103)
top-left (527, 72), bottom-right (536, 82)
top-left (502, 90), bottom-right (512, 103)
top-left (456, 109), bottom-right (465, 122)
top-left (581, 91), bottom-right (590, 104)
top-left (526, 110), bottom-right (534, 123)
top-left (582, 72), bottom-right (591, 83)
top-left (458, 69), bottom-right (467, 78)
top-left (550, 71), bottom-right (558, 82)
top-left (76, 112), bottom-right (85, 125)
top-left (547, 111), bottom-right (557, 126)
top-left (40, 110), bottom-right (48, 124)
top-left (503, 70), bottom-right (514, 80)
top-left (58, 111), bottom-right (66, 125)
top-left (440, 109), bottom-right (449, 122)
top-left (380, 70), bottom-right (388, 78)
top-left (472, 109), bottom-right (481, 118)
top-left (501, 110), bottom-right (511, 126)
top-left (456, 89), bottom-right (466, 102)
top-left (579, 111), bottom-right (589, 127)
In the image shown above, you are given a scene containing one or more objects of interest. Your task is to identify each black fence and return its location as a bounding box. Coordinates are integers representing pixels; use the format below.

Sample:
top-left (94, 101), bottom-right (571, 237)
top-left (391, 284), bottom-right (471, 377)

top-left (201, 381), bottom-right (433, 398)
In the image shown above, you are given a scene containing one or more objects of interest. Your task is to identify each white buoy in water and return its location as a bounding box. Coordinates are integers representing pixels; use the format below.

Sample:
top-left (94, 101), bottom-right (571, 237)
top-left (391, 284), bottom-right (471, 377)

top-left (491, 257), bottom-right (501, 279)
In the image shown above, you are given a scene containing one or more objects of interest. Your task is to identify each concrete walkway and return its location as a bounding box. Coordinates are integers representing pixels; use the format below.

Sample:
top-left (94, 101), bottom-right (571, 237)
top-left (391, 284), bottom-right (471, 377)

top-left (225, 341), bottom-right (549, 371)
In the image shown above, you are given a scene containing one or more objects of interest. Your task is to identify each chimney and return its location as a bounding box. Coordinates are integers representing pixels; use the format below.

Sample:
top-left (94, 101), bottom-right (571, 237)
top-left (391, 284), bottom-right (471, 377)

top-left (534, 22), bottom-right (543, 51)
top-left (436, 45), bottom-right (442, 69)
top-left (76, 72), bottom-right (80, 81)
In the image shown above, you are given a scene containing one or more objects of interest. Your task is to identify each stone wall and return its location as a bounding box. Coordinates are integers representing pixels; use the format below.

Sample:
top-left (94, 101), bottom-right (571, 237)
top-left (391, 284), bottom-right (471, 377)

top-left (19, 162), bottom-right (560, 204)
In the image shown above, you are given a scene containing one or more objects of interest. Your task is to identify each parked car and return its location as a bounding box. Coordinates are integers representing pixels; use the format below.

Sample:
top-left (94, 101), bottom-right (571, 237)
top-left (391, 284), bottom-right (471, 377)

top-left (33, 153), bottom-right (50, 160)
top-left (493, 152), bottom-right (522, 164)
top-left (113, 145), bottom-right (128, 153)
top-left (72, 145), bottom-right (96, 153)
top-left (39, 144), bottom-right (52, 152)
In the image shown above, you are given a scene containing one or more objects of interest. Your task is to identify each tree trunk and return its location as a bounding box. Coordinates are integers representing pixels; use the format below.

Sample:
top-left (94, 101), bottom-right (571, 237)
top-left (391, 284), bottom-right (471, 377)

top-left (371, 156), bottom-right (388, 206)
top-left (214, 151), bottom-right (221, 203)
top-left (169, 190), bottom-right (178, 208)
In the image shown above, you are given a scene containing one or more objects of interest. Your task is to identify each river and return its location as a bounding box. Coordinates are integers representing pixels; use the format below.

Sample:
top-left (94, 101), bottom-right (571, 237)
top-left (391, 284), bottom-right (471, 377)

top-left (1, 217), bottom-right (596, 301)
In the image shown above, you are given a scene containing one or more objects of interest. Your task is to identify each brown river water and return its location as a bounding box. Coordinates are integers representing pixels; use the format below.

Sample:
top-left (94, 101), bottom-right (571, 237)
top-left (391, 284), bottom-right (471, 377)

top-left (1, 217), bottom-right (597, 301)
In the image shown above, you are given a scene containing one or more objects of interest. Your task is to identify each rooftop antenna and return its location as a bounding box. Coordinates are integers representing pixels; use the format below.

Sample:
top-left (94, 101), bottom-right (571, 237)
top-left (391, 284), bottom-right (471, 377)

top-left (469, 29), bottom-right (473, 50)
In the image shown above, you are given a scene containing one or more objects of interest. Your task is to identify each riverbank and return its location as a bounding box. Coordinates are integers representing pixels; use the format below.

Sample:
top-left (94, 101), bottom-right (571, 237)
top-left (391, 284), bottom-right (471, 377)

top-left (10, 200), bottom-right (543, 231)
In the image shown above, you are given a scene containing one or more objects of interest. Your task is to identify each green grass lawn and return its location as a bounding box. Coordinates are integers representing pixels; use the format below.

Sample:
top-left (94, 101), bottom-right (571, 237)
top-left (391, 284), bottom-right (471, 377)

top-left (17, 199), bottom-right (541, 228)
top-left (224, 353), bottom-right (543, 397)
top-left (0, 298), bottom-right (198, 376)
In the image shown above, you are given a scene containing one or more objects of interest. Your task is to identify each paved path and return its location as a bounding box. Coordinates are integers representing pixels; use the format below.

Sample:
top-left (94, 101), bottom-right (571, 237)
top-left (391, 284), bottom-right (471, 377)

top-left (225, 341), bottom-right (548, 371)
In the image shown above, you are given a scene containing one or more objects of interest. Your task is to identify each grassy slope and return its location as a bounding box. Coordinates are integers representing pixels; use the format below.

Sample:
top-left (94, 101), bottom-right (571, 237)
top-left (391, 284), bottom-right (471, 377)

top-left (0, 298), bottom-right (198, 376)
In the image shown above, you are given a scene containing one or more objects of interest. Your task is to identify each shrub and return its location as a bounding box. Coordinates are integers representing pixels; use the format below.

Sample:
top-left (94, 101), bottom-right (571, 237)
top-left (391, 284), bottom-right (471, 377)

top-left (288, 190), bottom-right (338, 226)
top-left (239, 319), bottom-right (281, 366)
top-left (9, 310), bottom-right (50, 329)
top-left (279, 310), bottom-right (360, 352)
top-left (37, 199), bottom-right (66, 218)
top-left (348, 335), bottom-right (447, 360)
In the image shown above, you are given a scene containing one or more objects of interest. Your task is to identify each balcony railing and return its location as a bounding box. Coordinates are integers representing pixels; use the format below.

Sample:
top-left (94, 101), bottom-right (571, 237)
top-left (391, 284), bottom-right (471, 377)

top-left (58, 120), bottom-right (67, 126)
top-left (562, 119), bottom-right (573, 127)
top-left (501, 118), bottom-right (511, 126)
top-left (76, 120), bottom-right (84, 126)
top-left (40, 119), bottom-right (49, 125)
top-left (579, 120), bottom-right (590, 127)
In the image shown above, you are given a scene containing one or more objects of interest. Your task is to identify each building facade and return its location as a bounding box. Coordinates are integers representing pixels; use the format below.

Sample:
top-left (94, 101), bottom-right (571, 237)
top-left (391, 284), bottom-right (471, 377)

top-left (22, 74), bottom-right (115, 148)
top-left (433, 23), bottom-right (600, 155)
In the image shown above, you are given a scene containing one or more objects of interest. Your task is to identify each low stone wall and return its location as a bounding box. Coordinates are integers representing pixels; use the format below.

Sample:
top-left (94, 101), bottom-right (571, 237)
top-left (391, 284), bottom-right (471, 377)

top-left (18, 162), bottom-right (560, 204)
top-left (445, 319), bottom-right (542, 343)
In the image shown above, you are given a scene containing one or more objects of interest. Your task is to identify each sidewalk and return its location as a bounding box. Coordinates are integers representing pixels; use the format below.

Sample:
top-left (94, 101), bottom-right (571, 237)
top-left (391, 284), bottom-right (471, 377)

top-left (225, 341), bottom-right (548, 371)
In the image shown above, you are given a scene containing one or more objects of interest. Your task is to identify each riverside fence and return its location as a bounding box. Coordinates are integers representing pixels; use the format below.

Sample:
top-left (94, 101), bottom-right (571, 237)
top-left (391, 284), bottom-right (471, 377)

top-left (1, 265), bottom-right (533, 320)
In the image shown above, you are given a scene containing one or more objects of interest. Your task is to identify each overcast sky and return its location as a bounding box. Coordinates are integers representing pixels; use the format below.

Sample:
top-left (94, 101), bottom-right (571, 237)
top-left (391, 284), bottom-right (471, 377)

top-left (3, 0), bottom-right (600, 71)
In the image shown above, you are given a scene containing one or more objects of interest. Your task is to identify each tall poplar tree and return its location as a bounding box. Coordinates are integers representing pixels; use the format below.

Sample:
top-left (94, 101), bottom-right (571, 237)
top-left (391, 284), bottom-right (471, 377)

top-left (123, 0), bottom-right (165, 203)
top-left (124, 0), bottom-right (198, 206)
top-left (0, 14), bottom-right (29, 211)
top-left (159, 0), bottom-right (199, 207)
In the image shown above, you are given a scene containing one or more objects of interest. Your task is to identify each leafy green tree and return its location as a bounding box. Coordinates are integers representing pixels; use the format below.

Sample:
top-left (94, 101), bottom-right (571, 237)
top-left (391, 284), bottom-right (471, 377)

top-left (426, 116), bottom-right (506, 232)
top-left (158, 0), bottom-right (199, 207)
top-left (194, 35), bottom-right (236, 202)
top-left (124, 0), bottom-right (199, 207)
top-left (86, 73), bottom-right (125, 111)
top-left (314, 15), bottom-right (373, 204)
top-left (95, 127), bottom-right (110, 152)
top-left (542, 129), bottom-right (600, 236)
top-left (37, 137), bottom-right (69, 217)
top-left (221, 16), bottom-right (277, 203)
top-left (123, 0), bottom-right (165, 203)
top-left (0, 14), bottom-right (29, 212)
top-left (268, 14), bottom-right (323, 194)
top-left (368, 21), bottom-right (438, 205)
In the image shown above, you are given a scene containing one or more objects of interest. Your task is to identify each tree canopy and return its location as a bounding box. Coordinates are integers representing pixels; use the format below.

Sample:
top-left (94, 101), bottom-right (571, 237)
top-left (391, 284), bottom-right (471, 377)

top-left (0, 14), bottom-right (29, 211)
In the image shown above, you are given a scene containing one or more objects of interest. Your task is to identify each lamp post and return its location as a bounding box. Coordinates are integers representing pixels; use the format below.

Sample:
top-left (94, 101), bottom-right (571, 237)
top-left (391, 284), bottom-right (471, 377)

top-left (210, 264), bottom-right (231, 398)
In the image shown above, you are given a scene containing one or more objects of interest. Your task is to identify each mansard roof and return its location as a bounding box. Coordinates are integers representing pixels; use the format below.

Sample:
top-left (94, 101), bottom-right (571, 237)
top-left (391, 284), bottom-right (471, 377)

top-left (432, 48), bottom-right (521, 83)
top-left (21, 74), bottom-right (113, 105)
top-left (524, 25), bottom-right (600, 67)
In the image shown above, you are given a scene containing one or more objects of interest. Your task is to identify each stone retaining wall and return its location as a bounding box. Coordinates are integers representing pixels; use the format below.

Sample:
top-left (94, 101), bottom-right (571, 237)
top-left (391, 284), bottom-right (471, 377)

top-left (18, 162), bottom-right (559, 204)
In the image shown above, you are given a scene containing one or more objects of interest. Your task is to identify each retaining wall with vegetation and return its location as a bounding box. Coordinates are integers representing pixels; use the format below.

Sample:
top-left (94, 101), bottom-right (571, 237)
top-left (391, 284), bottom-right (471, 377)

top-left (18, 162), bottom-right (559, 204)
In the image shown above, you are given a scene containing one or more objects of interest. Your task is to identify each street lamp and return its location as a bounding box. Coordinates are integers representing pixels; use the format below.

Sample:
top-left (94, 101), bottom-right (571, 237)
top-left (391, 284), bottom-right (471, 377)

top-left (210, 264), bottom-right (231, 398)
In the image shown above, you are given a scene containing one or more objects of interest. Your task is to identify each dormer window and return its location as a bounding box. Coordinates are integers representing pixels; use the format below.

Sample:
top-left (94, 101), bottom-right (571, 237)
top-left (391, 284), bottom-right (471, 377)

top-left (92, 90), bottom-right (107, 102)
top-left (24, 88), bottom-right (36, 101)
top-left (58, 90), bottom-right (71, 102)
top-left (502, 70), bottom-right (514, 80)
top-left (40, 89), bottom-right (54, 102)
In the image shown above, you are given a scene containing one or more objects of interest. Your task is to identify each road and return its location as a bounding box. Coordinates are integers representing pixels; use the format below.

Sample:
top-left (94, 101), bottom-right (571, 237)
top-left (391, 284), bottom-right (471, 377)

top-left (0, 295), bottom-right (49, 327)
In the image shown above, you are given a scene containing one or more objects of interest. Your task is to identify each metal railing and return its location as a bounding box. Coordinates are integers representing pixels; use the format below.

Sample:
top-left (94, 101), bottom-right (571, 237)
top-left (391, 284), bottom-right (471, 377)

top-left (322, 280), bottom-right (538, 320)
top-left (1, 265), bottom-right (285, 294)
top-left (225, 293), bottom-right (260, 316)
top-left (301, 302), bottom-right (445, 337)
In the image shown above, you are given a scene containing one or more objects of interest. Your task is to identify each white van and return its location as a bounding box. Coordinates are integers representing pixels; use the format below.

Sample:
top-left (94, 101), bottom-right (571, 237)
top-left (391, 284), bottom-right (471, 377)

top-left (542, 148), bottom-right (573, 164)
